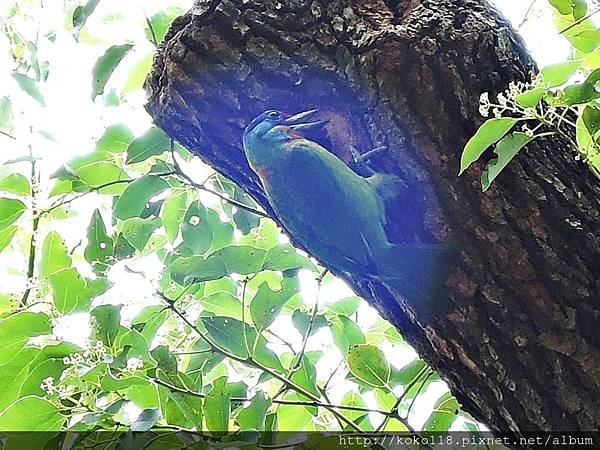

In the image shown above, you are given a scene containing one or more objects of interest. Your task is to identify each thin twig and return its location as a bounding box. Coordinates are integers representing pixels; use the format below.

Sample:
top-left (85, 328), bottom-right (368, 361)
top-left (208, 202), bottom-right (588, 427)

top-left (374, 365), bottom-right (430, 432)
top-left (241, 276), bottom-right (252, 356)
top-left (151, 377), bottom-right (392, 416)
top-left (142, 8), bottom-right (159, 47)
top-left (323, 358), bottom-right (344, 391)
top-left (156, 290), bottom-right (363, 432)
top-left (518, 0), bottom-right (536, 29)
top-left (265, 330), bottom-right (296, 354)
top-left (20, 134), bottom-right (38, 305)
top-left (0, 129), bottom-right (16, 140)
top-left (403, 371), bottom-right (434, 420)
top-left (170, 144), bottom-right (268, 218)
top-left (273, 269), bottom-right (328, 400)
top-left (39, 171), bottom-right (176, 217)
top-left (559, 7), bottom-right (600, 35)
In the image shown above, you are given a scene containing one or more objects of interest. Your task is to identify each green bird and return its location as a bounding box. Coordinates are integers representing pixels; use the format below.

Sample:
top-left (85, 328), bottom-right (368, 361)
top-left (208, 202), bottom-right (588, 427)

top-left (242, 109), bottom-right (455, 306)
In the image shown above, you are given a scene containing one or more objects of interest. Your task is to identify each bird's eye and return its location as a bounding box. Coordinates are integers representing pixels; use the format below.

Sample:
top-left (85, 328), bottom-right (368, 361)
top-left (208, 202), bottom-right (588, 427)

top-left (268, 111), bottom-right (280, 120)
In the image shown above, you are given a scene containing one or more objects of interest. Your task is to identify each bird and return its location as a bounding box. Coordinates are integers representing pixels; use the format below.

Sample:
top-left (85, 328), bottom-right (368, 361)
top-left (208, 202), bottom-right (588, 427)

top-left (242, 108), bottom-right (455, 307)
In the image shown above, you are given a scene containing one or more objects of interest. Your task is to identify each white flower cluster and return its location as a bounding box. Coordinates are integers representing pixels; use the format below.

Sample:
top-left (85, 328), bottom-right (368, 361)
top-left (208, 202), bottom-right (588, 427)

top-left (479, 92), bottom-right (491, 117)
top-left (40, 376), bottom-right (76, 399)
top-left (521, 124), bottom-right (535, 138)
top-left (63, 353), bottom-right (85, 366)
top-left (63, 341), bottom-right (107, 368)
top-left (479, 80), bottom-right (536, 118)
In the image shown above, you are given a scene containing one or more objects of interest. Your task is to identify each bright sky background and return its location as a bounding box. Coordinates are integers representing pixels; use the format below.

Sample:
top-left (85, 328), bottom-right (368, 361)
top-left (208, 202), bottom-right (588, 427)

top-left (0, 0), bottom-right (573, 431)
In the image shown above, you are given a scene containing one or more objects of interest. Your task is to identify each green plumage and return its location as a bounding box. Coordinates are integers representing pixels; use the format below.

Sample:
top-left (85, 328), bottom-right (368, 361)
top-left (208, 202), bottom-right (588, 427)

top-left (243, 110), bottom-right (454, 305)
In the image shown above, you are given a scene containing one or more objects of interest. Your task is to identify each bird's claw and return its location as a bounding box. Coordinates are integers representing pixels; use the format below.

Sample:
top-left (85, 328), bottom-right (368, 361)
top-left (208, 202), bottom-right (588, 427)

top-left (350, 145), bottom-right (388, 176)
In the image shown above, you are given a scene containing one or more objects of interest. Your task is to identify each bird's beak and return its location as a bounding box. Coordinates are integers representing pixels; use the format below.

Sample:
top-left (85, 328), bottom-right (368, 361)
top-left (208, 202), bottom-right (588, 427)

top-left (285, 108), bottom-right (329, 131)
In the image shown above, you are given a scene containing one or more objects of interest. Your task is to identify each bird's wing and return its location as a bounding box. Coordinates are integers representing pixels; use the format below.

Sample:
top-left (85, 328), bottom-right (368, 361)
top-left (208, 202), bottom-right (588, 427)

top-left (265, 139), bottom-right (386, 271)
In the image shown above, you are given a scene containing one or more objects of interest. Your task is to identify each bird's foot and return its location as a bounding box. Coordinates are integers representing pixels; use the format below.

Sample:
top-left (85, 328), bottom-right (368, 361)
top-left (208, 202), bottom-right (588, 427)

top-left (350, 145), bottom-right (388, 176)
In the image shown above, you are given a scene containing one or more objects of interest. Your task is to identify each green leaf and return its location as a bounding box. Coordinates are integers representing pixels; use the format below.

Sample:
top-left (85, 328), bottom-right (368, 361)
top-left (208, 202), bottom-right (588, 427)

top-left (327, 297), bottom-right (361, 316)
top-left (39, 231), bottom-right (72, 278)
top-left (330, 315), bottom-right (365, 355)
top-left (0, 173), bottom-right (31, 196)
top-left (145, 8), bottom-right (182, 45)
top-left (131, 408), bottom-right (161, 431)
top-left (101, 374), bottom-right (148, 392)
top-left (114, 175), bottom-right (170, 220)
top-left (48, 267), bottom-right (89, 314)
top-left (261, 244), bottom-right (316, 272)
top-left (232, 189), bottom-right (261, 234)
top-left (347, 345), bottom-right (391, 388)
top-left (276, 393), bottom-right (312, 430)
top-left (150, 345), bottom-right (177, 374)
top-left (200, 316), bottom-right (283, 372)
top-left (292, 310), bottom-right (328, 338)
top-left (131, 306), bottom-right (169, 343)
top-left (554, 11), bottom-right (600, 53)
top-left (250, 278), bottom-right (298, 331)
top-left (0, 96), bottom-right (16, 137)
top-left (204, 377), bottom-right (230, 432)
top-left (422, 392), bottom-right (459, 432)
top-left (558, 81), bottom-right (600, 105)
top-left (549, 0), bottom-right (572, 15)
top-left (237, 391), bottom-right (271, 431)
top-left (0, 226), bottom-right (17, 253)
top-left (583, 105), bottom-right (600, 137)
top-left (459, 118), bottom-right (518, 174)
top-left (72, 0), bottom-right (101, 33)
top-left (583, 47), bottom-right (600, 68)
top-left (200, 316), bottom-right (251, 359)
top-left (95, 123), bottom-right (135, 153)
top-left (25, 42), bottom-right (41, 82)
top-left (201, 292), bottom-right (243, 320)
top-left (481, 132), bottom-right (533, 191)
top-left (0, 312), bottom-right (52, 366)
top-left (180, 201), bottom-right (213, 254)
top-left (541, 61), bottom-right (581, 87)
top-left (91, 305), bottom-right (121, 347)
top-left (161, 380), bottom-right (203, 429)
top-left (91, 44), bottom-right (133, 100)
top-left (290, 355), bottom-right (320, 397)
top-left (126, 127), bottom-right (171, 164)
top-left (515, 87), bottom-right (546, 108)
top-left (207, 245), bottom-right (266, 275)
top-left (113, 233), bottom-right (135, 261)
top-left (185, 338), bottom-right (223, 377)
top-left (0, 198), bottom-right (25, 232)
top-left (238, 219), bottom-right (279, 250)
top-left (120, 216), bottom-right (161, 250)
top-left (123, 54), bottom-right (153, 93)
top-left (12, 73), bottom-right (45, 106)
top-left (0, 345), bottom-right (72, 410)
top-left (55, 152), bottom-right (129, 194)
top-left (162, 190), bottom-right (188, 242)
top-left (0, 294), bottom-right (13, 316)
top-left (169, 255), bottom-right (228, 285)
top-left (572, 0), bottom-right (588, 20)
top-left (84, 209), bottom-right (114, 274)
top-left (341, 390), bottom-right (369, 422)
top-left (390, 359), bottom-right (428, 386)
top-left (0, 396), bottom-right (64, 431)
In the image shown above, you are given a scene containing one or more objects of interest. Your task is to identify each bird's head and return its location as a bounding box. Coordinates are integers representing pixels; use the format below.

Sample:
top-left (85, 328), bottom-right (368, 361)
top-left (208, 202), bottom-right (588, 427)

top-left (242, 109), bottom-right (327, 154)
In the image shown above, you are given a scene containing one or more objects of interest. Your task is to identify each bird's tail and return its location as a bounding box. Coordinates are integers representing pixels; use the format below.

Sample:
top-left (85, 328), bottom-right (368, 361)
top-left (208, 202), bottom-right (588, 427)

top-left (376, 242), bottom-right (458, 309)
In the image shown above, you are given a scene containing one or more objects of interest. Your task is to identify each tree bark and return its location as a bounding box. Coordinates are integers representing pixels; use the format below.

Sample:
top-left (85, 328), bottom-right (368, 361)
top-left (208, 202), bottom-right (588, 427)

top-left (145, 0), bottom-right (600, 436)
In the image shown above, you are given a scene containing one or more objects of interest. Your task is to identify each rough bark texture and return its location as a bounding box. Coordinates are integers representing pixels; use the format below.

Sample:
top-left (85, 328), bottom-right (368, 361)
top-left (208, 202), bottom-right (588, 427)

top-left (145, 0), bottom-right (600, 436)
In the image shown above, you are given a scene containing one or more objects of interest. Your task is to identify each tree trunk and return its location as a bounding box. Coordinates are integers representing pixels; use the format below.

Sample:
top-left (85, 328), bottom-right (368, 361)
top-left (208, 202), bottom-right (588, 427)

top-left (145, 0), bottom-right (600, 436)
